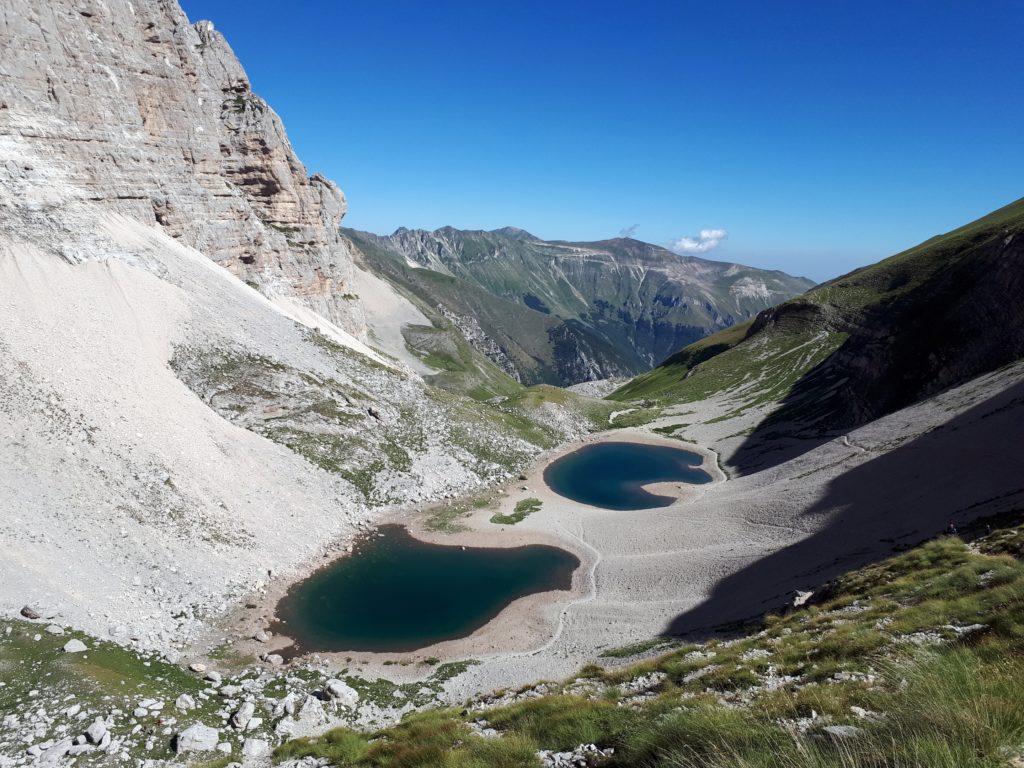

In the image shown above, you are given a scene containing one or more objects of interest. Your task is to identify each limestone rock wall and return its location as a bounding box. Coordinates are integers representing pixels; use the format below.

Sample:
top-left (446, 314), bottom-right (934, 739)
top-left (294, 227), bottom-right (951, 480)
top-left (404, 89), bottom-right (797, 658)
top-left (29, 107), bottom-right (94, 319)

top-left (0, 0), bottom-right (365, 334)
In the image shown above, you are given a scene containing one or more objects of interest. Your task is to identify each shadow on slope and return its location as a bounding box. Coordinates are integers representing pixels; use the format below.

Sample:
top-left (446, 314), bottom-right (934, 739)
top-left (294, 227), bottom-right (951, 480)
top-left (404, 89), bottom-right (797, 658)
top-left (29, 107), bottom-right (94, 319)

top-left (728, 217), bottom-right (1024, 475)
top-left (665, 376), bottom-right (1024, 638)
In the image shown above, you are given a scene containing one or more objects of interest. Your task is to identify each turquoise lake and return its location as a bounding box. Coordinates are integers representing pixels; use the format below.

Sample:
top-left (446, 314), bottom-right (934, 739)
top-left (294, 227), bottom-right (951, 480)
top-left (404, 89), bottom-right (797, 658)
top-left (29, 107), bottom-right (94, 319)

top-left (544, 441), bottom-right (712, 510)
top-left (273, 524), bottom-right (579, 653)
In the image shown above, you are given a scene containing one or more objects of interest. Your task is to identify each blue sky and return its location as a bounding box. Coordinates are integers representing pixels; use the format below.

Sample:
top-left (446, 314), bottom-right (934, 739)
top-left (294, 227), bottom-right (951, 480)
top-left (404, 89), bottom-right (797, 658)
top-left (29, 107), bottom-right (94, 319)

top-left (180, 1), bottom-right (1024, 281)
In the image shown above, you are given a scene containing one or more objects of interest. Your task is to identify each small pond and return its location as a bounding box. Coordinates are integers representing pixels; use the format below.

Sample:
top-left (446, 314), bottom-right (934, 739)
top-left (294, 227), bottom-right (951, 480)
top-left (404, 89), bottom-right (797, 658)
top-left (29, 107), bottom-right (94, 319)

top-left (273, 524), bottom-right (579, 654)
top-left (544, 441), bottom-right (712, 510)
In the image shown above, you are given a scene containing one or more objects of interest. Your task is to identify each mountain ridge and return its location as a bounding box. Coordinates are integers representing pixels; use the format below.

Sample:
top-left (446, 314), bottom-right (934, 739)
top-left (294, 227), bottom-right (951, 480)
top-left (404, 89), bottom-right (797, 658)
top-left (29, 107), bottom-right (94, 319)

top-left (614, 194), bottom-right (1024, 472)
top-left (350, 225), bottom-right (814, 387)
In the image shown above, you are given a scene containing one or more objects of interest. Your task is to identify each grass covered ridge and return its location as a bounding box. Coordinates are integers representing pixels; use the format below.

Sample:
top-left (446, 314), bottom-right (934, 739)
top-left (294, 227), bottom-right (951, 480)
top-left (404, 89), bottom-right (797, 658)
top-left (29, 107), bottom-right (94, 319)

top-left (611, 196), bottom-right (1024, 425)
top-left (276, 517), bottom-right (1024, 767)
top-left (612, 323), bottom-right (847, 423)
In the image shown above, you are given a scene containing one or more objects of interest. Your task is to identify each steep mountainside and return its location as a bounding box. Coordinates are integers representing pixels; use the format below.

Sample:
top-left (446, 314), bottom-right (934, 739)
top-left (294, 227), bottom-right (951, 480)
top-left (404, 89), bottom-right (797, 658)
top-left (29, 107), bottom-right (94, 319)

top-left (614, 197), bottom-right (1024, 471)
top-left (1, 0), bottom-right (366, 335)
top-left (350, 227), bottom-right (813, 386)
top-left (0, 0), bottom-right (610, 660)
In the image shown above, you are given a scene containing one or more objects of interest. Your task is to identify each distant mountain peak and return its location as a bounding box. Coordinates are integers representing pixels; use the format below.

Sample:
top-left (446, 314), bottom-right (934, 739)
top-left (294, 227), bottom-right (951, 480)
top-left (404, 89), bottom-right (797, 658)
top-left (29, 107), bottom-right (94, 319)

top-left (491, 226), bottom-right (536, 240)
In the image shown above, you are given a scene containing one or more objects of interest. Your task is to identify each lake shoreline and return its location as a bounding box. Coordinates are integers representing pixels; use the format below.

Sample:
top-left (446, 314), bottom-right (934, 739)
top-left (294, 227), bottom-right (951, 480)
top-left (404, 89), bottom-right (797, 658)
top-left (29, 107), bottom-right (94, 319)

top-left (216, 426), bottom-right (725, 683)
top-left (270, 523), bottom-right (581, 657)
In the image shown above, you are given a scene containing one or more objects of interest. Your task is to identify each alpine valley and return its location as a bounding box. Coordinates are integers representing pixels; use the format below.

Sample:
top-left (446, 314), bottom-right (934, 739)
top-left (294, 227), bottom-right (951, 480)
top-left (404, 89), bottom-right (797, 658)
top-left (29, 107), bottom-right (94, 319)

top-left (1, 2), bottom-right (1022, 768)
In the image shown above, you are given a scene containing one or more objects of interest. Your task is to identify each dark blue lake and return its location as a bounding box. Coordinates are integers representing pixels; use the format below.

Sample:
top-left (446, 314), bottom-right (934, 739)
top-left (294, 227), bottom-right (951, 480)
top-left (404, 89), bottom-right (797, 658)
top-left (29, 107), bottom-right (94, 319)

top-left (273, 524), bottom-right (579, 654)
top-left (544, 441), bottom-right (712, 510)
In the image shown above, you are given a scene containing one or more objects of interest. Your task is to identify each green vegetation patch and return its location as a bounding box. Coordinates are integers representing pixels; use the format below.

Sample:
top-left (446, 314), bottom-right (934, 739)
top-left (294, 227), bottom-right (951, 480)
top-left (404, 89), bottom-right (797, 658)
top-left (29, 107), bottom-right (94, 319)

top-left (598, 637), bottom-right (680, 659)
top-left (491, 498), bottom-right (542, 526)
top-left (0, 624), bottom-right (242, 761)
top-left (612, 325), bottom-right (847, 424)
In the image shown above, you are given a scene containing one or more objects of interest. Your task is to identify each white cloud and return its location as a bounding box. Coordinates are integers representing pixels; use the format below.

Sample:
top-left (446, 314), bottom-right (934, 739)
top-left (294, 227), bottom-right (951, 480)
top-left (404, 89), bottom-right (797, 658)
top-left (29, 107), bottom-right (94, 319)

top-left (670, 228), bottom-right (728, 254)
top-left (619, 224), bottom-right (638, 238)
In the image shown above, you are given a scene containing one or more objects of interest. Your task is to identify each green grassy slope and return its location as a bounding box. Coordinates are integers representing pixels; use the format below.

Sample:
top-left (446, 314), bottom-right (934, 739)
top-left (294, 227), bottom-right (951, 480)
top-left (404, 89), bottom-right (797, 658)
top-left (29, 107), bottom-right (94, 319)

top-left (278, 516), bottom-right (1024, 768)
top-left (612, 196), bottom-right (1024, 436)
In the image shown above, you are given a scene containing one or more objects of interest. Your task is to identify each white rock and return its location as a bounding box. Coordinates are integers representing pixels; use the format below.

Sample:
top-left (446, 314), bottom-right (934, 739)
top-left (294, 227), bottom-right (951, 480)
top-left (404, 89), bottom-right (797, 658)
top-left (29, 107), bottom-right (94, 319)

top-left (189, 662), bottom-right (207, 674)
top-left (84, 720), bottom-right (106, 744)
top-left (175, 694), bottom-right (196, 711)
top-left (324, 679), bottom-right (359, 708)
top-left (175, 724), bottom-right (220, 754)
top-left (41, 738), bottom-right (73, 762)
top-left (272, 692), bottom-right (299, 717)
top-left (62, 639), bottom-right (87, 653)
top-left (242, 738), bottom-right (269, 758)
top-left (231, 701), bottom-right (255, 729)
top-left (45, 625), bottom-right (65, 635)
top-left (216, 742), bottom-right (232, 754)
top-left (793, 590), bottom-right (814, 607)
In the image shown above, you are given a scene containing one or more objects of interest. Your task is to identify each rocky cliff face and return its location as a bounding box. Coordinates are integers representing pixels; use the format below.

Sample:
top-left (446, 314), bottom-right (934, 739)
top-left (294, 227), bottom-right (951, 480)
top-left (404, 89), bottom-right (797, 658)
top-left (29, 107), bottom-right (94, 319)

top-left (0, 0), bottom-right (364, 334)
top-left (0, 0), bottom-right (627, 661)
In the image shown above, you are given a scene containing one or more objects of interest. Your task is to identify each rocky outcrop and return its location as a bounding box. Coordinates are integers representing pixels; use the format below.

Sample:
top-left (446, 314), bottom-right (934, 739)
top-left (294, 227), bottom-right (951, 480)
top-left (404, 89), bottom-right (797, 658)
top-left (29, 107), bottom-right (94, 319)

top-left (0, 0), bottom-right (364, 334)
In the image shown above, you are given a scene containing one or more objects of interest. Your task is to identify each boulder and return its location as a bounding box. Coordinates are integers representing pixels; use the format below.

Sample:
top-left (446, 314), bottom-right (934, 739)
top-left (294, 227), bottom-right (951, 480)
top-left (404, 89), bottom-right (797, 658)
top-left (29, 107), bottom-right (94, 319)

top-left (84, 720), bottom-right (106, 744)
top-left (20, 605), bottom-right (41, 620)
top-left (253, 629), bottom-right (271, 643)
top-left (241, 738), bottom-right (270, 759)
top-left (323, 679), bottom-right (359, 708)
top-left (40, 738), bottom-right (74, 762)
top-left (175, 724), bottom-right (220, 754)
top-left (62, 639), bottom-right (88, 653)
top-left (272, 692), bottom-right (299, 718)
top-left (175, 694), bottom-right (197, 712)
top-left (793, 590), bottom-right (814, 607)
top-left (231, 701), bottom-right (255, 729)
